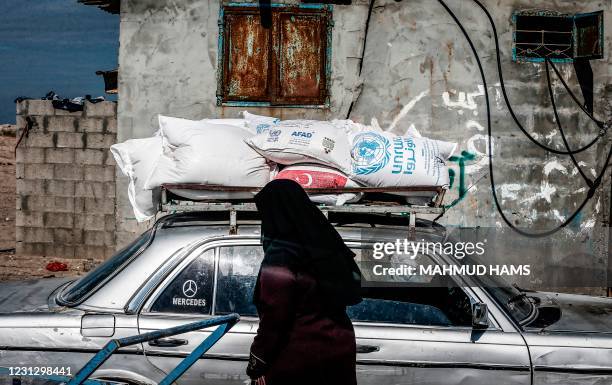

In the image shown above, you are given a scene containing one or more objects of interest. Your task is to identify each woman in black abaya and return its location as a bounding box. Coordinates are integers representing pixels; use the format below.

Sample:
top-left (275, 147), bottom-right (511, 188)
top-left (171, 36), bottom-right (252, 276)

top-left (246, 179), bottom-right (362, 385)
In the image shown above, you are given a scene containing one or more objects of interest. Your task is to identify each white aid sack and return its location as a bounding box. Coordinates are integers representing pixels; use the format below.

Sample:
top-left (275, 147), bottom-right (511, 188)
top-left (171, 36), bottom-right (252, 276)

top-left (158, 115), bottom-right (247, 146)
top-left (167, 163), bottom-right (278, 201)
top-left (331, 119), bottom-right (377, 135)
top-left (245, 121), bottom-right (351, 172)
top-left (204, 118), bottom-right (246, 128)
top-left (244, 111), bottom-right (359, 136)
top-left (275, 164), bottom-right (362, 206)
top-left (243, 111), bottom-right (280, 134)
top-left (145, 124), bottom-right (272, 190)
top-left (349, 131), bottom-right (456, 191)
top-left (110, 136), bottom-right (163, 222)
top-left (166, 189), bottom-right (256, 201)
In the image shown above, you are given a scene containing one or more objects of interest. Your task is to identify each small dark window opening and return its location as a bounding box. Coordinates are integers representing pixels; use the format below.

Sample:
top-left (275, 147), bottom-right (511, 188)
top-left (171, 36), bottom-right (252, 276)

top-left (574, 12), bottom-right (604, 59)
top-left (513, 10), bottom-right (604, 63)
top-left (217, 4), bottom-right (332, 107)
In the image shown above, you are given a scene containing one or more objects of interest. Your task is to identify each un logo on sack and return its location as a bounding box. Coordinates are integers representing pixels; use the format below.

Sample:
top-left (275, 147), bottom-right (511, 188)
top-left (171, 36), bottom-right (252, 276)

top-left (351, 132), bottom-right (391, 175)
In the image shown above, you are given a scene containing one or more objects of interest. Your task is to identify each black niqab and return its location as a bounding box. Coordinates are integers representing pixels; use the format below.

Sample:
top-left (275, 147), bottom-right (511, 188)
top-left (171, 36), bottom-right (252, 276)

top-left (254, 179), bottom-right (362, 307)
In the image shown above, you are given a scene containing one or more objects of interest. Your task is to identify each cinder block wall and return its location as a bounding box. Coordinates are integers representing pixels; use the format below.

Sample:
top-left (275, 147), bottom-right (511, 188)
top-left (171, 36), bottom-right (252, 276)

top-left (15, 100), bottom-right (117, 260)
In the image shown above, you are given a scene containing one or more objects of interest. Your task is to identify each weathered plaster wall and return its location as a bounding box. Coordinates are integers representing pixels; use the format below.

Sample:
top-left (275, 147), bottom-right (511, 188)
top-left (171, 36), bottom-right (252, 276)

top-left (349, 0), bottom-right (612, 294)
top-left (117, 0), bottom-right (368, 143)
top-left (115, 0), bottom-right (370, 244)
top-left (116, 0), bottom-right (611, 293)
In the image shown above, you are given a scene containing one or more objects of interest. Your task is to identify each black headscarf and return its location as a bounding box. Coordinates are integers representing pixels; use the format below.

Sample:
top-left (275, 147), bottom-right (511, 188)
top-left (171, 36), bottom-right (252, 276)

top-left (254, 179), bottom-right (362, 307)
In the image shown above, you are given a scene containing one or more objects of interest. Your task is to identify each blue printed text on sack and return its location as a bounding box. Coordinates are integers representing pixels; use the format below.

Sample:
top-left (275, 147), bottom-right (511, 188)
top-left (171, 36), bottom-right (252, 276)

top-left (392, 137), bottom-right (416, 175)
top-left (291, 131), bottom-right (313, 138)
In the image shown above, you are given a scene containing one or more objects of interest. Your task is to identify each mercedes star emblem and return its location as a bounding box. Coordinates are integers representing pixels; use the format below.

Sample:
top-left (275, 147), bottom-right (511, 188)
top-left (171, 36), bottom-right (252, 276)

top-left (182, 280), bottom-right (198, 298)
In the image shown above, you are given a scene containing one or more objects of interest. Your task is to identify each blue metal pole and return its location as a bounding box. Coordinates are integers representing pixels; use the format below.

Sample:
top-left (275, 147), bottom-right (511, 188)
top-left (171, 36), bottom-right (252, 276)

top-left (66, 340), bottom-right (120, 385)
top-left (159, 322), bottom-right (232, 385)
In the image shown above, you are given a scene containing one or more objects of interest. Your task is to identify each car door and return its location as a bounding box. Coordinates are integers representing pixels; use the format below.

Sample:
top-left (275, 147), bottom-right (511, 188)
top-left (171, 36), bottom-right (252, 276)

top-left (350, 246), bottom-right (531, 385)
top-left (524, 332), bottom-right (612, 385)
top-left (203, 242), bottom-right (532, 385)
top-left (137, 241), bottom-right (262, 385)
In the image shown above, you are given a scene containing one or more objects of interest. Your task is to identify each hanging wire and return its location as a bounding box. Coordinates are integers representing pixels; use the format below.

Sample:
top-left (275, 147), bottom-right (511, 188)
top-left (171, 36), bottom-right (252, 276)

top-left (469, 0), bottom-right (606, 155)
top-left (437, 0), bottom-right (612, 237)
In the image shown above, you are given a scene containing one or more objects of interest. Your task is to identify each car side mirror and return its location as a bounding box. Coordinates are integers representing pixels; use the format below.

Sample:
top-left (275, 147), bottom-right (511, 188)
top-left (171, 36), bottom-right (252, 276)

top-left (472, 302), bottom-right (489, 329)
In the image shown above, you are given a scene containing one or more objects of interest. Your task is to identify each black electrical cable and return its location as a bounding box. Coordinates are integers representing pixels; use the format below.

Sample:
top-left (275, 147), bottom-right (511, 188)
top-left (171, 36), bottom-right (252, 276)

top-left (545, 58), bottom-right (593, 187)
top-left (436, 0), bottom-right (612, 238)
top-left (469, 0), bottom-right (604, 156)
top-left (346, 0), bottom-right (375, 119)
top-left (358, 0), bottom-right (375, 77)
top-left (547, 59), bottom-right (606, 128)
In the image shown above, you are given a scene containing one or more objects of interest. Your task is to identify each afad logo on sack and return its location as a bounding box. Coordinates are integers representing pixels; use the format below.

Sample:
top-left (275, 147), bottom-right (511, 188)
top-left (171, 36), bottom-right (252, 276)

top-left (291, 131), bottom-right (313, 138)
top-left (351, 132), bottom-right (391, 175)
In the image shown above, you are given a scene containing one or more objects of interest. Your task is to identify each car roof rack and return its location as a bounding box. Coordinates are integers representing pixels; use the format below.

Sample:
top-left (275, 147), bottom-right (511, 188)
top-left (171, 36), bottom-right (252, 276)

top-left (159, 184), bottom-right (447, 237)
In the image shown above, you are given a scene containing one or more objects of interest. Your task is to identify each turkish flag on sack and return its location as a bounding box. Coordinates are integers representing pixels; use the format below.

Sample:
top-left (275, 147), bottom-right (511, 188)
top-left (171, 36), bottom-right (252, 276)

top-left (275, 164), bottom-right (352, 189)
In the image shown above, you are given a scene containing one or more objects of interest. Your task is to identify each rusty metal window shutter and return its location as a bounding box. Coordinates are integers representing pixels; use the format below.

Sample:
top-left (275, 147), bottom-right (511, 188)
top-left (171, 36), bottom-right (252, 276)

top-left (271, 10), bottom-right (329, 106)
top-left (219, 5), bottom-right (331, 107)
top-left (221, 10), bottom-right (272, 103)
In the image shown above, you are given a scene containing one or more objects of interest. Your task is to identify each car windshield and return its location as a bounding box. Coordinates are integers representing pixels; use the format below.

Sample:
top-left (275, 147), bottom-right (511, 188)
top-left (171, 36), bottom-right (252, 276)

top-left (57, 229), bottom-right (153, 306)
top-left (462, 256), bottom-right (534, 323)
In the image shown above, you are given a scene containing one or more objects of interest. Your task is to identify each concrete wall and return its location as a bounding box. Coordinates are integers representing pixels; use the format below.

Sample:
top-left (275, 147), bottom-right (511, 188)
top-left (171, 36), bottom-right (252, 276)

top-left (0, 125), bottom-right (16, 250)
top-left (15, 100), bottom-right (117, 262)
top-left (116, 0), bottom-right (611, 293)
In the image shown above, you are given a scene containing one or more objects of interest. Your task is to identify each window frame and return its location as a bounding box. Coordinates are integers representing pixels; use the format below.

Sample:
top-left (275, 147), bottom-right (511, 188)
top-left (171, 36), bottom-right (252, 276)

top-left (348, 243), bottom-right (493, 330)
top-left (573, 11), bottom-right (604, 60)
top-left (144, 246), bottom-right (218, 316)
top-left (140, 239), bottom-right (261, 317)
top-left (512, 9), bottom-right (605, 63)
top-left (216, 3), bottom-right (333, 108)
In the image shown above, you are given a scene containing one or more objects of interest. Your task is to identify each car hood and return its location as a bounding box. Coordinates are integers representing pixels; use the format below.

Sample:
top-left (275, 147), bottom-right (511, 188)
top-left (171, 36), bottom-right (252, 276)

top-left (530, 292), bottom-right (612, 333)
top-left (0, 277), bottom-right (74, 313)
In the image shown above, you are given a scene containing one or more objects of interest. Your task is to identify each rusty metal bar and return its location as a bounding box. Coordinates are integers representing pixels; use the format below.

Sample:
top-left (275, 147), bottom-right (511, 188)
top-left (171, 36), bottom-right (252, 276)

top-left (161, 201), bottom-right (443, 215)
top-left (162, 183), bottom-right (443, 194)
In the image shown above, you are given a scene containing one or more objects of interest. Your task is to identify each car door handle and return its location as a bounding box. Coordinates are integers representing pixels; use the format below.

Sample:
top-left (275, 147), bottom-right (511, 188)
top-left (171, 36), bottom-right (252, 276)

top-left (148, 338), bottom-right (188, 347)
top-left (356, 344), bottom-right (379, 354)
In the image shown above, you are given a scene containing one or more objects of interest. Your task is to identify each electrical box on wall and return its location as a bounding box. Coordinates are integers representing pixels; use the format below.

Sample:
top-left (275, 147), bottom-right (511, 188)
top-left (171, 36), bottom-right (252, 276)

top-left (513, 10), bottom-right (604, 63)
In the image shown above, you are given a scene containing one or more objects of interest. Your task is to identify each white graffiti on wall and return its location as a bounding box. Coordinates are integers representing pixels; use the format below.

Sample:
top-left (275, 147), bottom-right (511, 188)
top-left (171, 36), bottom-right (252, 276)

top-left (442, 85), bottom-right (485, 115)
top-left (543, 159), bottom-right (568, 176)
top-left (464, 132), bottom-right (493, 174)
top-left (387, 90), bottom-right (429, 132)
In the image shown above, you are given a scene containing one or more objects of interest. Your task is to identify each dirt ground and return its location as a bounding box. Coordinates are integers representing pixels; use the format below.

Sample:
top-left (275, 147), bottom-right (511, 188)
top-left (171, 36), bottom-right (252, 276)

top-left (0, 252), bottom-right (102, 281)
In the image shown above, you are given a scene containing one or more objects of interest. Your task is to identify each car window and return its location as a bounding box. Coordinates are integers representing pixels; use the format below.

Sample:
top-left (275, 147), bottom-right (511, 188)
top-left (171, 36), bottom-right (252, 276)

top-left (58, 229), bottom-right (153, 306)
top-left (215, 245), bottom-right (264, 317)
top-left (150, 249), bottom-right (215, 314)
top-left (210, 244), bottom-right (472, 326)
top-left (350, 248), bottom-right (473, 327)
top-left (356, 247), bottom-right (439, 285)
top-left (348, 298), bottom-right (452, 325)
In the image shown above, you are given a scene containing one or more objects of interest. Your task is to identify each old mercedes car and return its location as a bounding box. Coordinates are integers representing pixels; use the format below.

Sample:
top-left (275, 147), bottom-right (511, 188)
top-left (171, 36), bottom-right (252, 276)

top-left (1, 212), bottom-right (611, 385)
